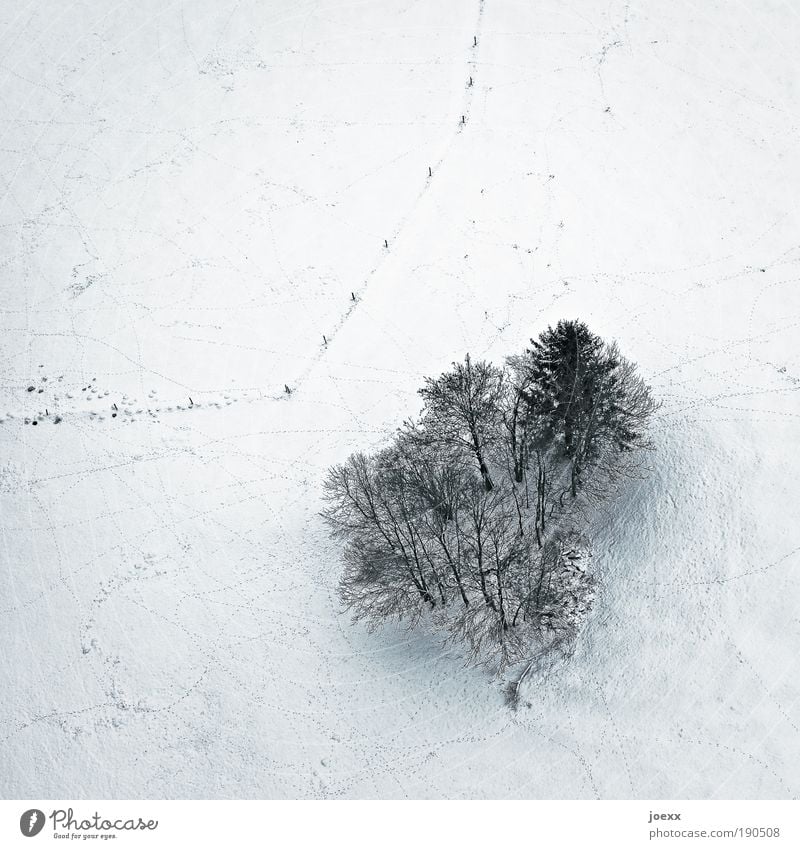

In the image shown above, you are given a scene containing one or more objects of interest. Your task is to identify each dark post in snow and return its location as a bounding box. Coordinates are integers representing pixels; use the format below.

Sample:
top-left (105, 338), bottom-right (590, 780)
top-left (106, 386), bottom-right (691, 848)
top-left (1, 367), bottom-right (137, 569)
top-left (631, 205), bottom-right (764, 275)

top-left (323, 335), bottom-right (328, 346)
top-left (351, 292), bottom-right (356, 301)
top-left (384, 239), bottom-right (388, 249)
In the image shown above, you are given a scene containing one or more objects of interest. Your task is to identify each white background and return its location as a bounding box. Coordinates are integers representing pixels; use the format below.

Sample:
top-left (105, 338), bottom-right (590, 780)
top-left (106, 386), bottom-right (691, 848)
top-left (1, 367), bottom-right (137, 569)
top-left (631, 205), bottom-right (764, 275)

top-left (1, 0), bottom-right (799, 799)
top-left (1, 800), bottom-right (798, 848)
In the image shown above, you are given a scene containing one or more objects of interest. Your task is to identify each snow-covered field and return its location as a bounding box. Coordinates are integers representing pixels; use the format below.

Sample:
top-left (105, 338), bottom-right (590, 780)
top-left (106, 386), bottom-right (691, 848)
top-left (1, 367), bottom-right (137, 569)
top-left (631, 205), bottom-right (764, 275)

top-left (1, 0), bottom-right (799, 799)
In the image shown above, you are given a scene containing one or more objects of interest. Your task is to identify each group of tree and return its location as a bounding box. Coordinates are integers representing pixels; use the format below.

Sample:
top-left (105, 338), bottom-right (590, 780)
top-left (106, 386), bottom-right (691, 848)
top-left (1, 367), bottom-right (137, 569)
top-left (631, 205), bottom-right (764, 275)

top-left (323, 320), bottom-right (658, 670)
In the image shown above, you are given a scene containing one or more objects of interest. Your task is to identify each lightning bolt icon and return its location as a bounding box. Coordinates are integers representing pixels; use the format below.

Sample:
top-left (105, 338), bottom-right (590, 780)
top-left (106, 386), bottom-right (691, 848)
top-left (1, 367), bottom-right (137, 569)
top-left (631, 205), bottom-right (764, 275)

top-left (28, 811), bottom-right (38, 834)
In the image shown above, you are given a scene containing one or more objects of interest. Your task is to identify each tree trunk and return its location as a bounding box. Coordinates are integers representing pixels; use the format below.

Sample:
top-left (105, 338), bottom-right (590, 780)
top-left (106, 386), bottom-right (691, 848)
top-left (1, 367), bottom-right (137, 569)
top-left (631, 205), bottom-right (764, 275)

top-left (564, 412), bottom-right (574, 455)
top-left (475, 536), bottom-right (496, 611)
top-left (476, 450), bottom-right (493, 492)
top-left (495, 561), bottom-right (507, 630)
top-left (469, 421), bottom-right (493, 492)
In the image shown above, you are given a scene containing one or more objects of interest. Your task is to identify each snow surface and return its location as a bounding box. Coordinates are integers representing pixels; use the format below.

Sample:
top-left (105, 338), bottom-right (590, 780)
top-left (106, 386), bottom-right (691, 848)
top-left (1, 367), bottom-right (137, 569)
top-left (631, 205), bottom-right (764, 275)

top-left (1, 0), bottom-right (799, 799)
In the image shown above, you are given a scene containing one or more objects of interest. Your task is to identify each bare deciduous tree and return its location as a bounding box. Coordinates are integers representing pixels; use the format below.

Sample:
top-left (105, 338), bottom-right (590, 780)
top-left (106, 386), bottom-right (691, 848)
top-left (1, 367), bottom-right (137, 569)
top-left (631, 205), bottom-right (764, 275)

top-left (418, 354), bottom-right (504, 492)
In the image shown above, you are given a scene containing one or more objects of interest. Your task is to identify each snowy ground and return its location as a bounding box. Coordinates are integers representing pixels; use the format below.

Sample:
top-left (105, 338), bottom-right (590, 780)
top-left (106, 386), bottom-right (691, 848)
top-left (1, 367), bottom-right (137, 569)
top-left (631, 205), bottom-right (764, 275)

top-left (1, 0), bottom-right (799, 799)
